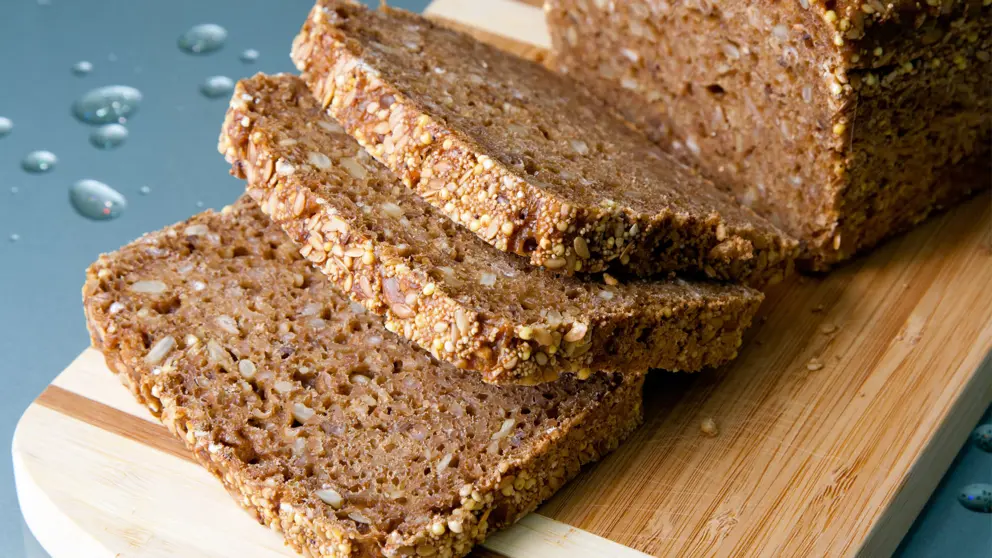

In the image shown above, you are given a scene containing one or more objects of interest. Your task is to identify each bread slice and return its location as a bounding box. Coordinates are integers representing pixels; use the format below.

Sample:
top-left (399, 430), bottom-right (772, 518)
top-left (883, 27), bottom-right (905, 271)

top-left (290, 0), bottom-right (798, 287)
top-left (82, 197), bottom-right (643, 558)
top-left (218, 74), bottom-right (764, 385)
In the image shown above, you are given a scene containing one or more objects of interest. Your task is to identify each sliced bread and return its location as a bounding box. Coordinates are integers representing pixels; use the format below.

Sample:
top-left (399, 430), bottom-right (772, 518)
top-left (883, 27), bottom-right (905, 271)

top-left (290, 0), bottom-right (798, 287)
top-left (82, 197), bottom-right (643, 558)
top-left (219, 74), bottom-right (765, 384)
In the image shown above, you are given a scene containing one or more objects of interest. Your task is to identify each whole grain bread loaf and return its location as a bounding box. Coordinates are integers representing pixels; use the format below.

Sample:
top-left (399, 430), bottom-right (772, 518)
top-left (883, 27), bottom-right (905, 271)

top-left (218, 74), bottom-right (764, 385)
top-left (81, 197), bottom-right (643, 558)
top-left (290, 0), bottom-right (798, 287)
top-left (546, 0), bottom-right (991, 269)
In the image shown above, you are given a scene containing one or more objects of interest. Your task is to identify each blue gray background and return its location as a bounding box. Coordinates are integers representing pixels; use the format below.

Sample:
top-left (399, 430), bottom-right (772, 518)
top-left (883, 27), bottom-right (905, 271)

top-left (0, 1), bottom-right (988, 556)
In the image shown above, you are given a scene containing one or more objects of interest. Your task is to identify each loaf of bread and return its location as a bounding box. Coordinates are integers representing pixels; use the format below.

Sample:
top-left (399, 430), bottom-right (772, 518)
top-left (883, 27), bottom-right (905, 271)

top-left (218, 74), bottom-right (764, 385)
top-left (290, 0), bottom-right (798, 287)
top-left (546, 0), bottom-right (991, 269)
top-left (82, 197), bottom-right (643, 558)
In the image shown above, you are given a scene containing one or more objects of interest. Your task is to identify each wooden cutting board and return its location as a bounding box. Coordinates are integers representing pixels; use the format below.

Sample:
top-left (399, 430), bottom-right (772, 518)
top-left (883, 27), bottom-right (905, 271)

top-left (13, 1), bottom-right (992, 557)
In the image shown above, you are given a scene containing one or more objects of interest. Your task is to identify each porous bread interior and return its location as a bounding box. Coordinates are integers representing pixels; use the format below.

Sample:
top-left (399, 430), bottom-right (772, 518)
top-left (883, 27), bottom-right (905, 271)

top-left (81, 197), bottom-right (643, 557)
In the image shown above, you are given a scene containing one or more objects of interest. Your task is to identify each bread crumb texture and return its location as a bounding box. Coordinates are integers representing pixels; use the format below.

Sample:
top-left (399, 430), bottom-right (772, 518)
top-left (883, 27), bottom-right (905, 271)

top-left (82, 198), bottom-right (644, 558)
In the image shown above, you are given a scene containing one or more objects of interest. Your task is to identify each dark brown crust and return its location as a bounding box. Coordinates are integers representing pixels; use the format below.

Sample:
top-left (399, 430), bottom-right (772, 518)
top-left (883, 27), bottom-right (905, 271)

top-left (218, 74), bottom-right (764, 384)
top-left (81, 198), bottom-right (644, 558)
top-left (545, 0), bottom-right (991, 270)
top-left (290, 0), bottom-right (798, 287)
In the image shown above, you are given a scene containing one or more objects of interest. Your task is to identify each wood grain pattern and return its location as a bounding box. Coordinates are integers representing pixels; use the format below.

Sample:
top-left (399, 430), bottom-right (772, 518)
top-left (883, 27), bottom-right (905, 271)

top-left (12, 1), bottom-right (992, 557)
top-left (36, 386), bottom-right (191, 464)
top-left (537, 196), bottom-right (992, 557)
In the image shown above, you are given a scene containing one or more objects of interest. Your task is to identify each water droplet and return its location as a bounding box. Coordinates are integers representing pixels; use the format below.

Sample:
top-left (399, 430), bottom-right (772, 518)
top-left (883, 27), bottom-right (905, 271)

top-left (196, 201), bottom-right (205, 208)
top-left (90, 123), bottom-right (128, 149)
top-left (0, 117), bottom-right (12, 138)
top-left (958, 483), bottom-right (992, 513)
top-left (108, 53), bottom-right (118, 62)
top-left (72, 85), bottom-right (143, 125)
top-left (22, 151), bottom-right (58, 173)
top-left (10, 187), bottom-right (19, 195)
top-left (200, 75), bottom-right (234, 99)
top-left (70, 179), bottom-right (127, 221)
top-left (9, 234), bottom-right (20, 242)
top-left (139, 185), bottom-right (151, 195)
top-left (178, 24), bottom-right (227, 55)
top-left (72, 61), bottom-right (93, 76)
top-left (240, 48), bottom-right (259, 63)
top-left (973, 424), bottom-right (992, 453)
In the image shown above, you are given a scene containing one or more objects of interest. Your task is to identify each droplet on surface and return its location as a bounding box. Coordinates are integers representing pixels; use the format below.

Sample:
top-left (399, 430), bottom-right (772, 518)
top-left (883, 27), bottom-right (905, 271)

top-left (70, 179), bottom-right (127, 221)
top-left (178, 24), bottom-right (228, 55)
top-left (72, 61), bottom-right (93, 76)
top-left (0, 117), bottom-right (12, 138)
top-left (9, 234), bottom-right (20, 242)
top-left (22, 151), bottom-right (58, 173)
top-left (139, 185), bottom-right (151, 195)
top-left (972, 424), bottom-right (992, 453)
top-left (200, 75), bottom-right (234, 99)
top-left (90, 123), bottom-right (128, 149)
top-left (107, 53), bottom-right (118, 62)
top-left (10, 187), bottom-right (18, 194)
top-left (72, 85), bottom-right (143, 125)
top-left (240, 48), bottom-right (259, 63)
top-left (196, 201), bottom-right (205, 208)
top-left (958, 483), bottom-right (992, 513)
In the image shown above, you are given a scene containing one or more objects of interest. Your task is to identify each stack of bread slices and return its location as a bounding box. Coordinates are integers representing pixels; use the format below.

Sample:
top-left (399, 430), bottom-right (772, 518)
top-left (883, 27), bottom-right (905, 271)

top-left (82, 2), bottom-right (799, 557)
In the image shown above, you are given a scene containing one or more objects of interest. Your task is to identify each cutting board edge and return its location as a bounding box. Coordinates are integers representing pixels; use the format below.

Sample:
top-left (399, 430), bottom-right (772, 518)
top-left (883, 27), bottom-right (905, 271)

top-left (858, 351), bottom-right (992, 556)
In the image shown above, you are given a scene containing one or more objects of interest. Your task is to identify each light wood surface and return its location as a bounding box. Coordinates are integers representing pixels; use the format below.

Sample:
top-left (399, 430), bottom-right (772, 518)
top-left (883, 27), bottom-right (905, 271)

top-left (12, 1), bottom-right (992, 557)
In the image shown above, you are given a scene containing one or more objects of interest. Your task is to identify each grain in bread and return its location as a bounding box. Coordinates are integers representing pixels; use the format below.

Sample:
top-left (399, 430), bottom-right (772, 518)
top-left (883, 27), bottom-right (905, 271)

top-left (290, 0), bottom-right (798, 287)
top-left (545, 0), bottom-right (991, 269)
top-left (219, 73), bottom-right (764, 385)
top-left (82, 197), bottom-right (643, 558)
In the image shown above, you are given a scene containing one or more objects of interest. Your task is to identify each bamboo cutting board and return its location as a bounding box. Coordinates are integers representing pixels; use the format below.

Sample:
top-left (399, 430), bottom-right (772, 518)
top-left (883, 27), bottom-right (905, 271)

top-left (13, 1), bottom-right (992, 557)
